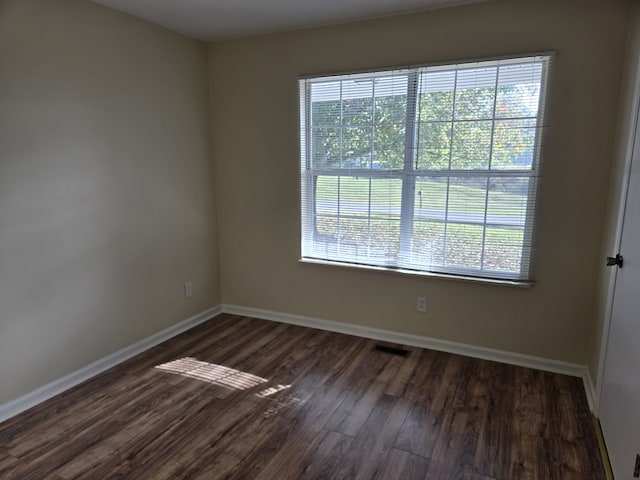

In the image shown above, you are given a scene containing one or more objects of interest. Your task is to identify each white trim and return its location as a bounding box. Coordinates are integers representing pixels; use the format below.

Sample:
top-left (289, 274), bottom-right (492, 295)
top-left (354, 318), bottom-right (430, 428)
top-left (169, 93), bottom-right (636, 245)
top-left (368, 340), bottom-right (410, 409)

top-left (299, 258), bottom-right (533, 288)
top-left (0, 305), bottom-right (222, 423)
top-left (222, 304), bottom-right (587, 380)
top-left (583, 369), bottom-right (598, 413)
top-left (594, 45), bottom-right (640, 415)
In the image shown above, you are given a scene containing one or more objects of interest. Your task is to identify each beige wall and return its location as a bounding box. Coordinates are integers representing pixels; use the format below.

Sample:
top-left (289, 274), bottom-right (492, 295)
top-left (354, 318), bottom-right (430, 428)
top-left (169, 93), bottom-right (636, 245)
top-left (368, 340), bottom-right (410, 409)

top-left (589, 3), bottom-right (640, 384)
top-left (210, 0), bottom-right (629, 364)
top-left (0, 0), bottom-right (220, 404)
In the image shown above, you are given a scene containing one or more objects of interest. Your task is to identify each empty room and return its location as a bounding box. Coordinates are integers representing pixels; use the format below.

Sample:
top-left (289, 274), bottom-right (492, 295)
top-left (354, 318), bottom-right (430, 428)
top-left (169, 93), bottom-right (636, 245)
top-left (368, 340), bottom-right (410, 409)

top-left (1, 0), bottom-right (639, 478)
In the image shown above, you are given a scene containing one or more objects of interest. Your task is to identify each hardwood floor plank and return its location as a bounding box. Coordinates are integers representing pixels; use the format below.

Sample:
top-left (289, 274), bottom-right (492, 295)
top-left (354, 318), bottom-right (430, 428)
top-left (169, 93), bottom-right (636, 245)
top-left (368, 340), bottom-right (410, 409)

top-left (255, 428), bottom-right (354, 480)
top-left (383, 347), bottom-right (424, 398)
top-left (449, 356), bottom-right (479, 409)
top-left (394, 352), bottom-right (463, 457)
top-left (374, 448), bottom-right (429, 480)
top-left (6, 372), bottom-right (154, 457)
top-left (401, 349), bottom-right (447, 403)
top-left (541, 373), bottom-right (606, 478)
top-left (324, 345), bottom-right (406, 436)
top-left (511, 367), bottom-right (550, 438)
top-left (423, 408), bottom-right (475, 480)
top-left (267, 332), bottom-right (372, 419)
top-left (56, 380), bottom-right (216, 479)
top-left (190, 320), bottom-right (290, 368)
top-left (283, 383), bottom-right (349, 433)
top-left (547, 373), bottom-right (590, 442)
top-left (86, 387), bottom-right (224, 479)
top-left (468, 474), bottom-right (497, 480)
top-left (293, 429), bottom-right (354, 480)
top-left (0, 368), bottom-right (126, 447)
top-left (102, 396), bottom-right (261, 480)
top-left (228, 324), bottom-right (327, 381)
top-left (187, 411), bottom-right (293, 480)
top-left (332, 394), bottom-right (411, 480)
top-left (8, 379), bottom-right (180, 480)
top-left (324, 380), bottom-right (386, 437)
top-left (119, 314), bottom-right (249, 374)
top-left (323, 336), bottom-right (377, 387)
top-left (246, 384), bottom-right (350, 479)
top-left (508, 432), bottom-right (552, 480)
top-left (0, 450), bottom-right (21, 478)
top-left (53, 441), bottom-right (117, 480)
top-left (146, 319), bottom-right (285, 388)
top-left (0, 314), bottom-right (605, 480)
top-left (472, 361), bottom-right (514, 479)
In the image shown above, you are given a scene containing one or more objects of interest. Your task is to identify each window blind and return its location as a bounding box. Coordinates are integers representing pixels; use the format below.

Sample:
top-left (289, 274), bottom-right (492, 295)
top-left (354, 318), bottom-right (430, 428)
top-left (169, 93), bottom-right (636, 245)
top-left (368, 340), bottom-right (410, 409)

top-left (299, 54), bottom-right (551, 283)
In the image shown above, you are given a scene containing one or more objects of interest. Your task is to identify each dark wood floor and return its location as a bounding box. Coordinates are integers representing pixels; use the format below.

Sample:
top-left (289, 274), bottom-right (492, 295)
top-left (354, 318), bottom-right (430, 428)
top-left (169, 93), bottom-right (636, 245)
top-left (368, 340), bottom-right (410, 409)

top-left (0, 313), bottom-right (604, 479)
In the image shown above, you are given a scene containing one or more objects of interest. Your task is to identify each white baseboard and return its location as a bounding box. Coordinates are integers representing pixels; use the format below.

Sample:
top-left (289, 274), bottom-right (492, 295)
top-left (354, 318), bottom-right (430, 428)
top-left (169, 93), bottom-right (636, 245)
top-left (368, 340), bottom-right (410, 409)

top-left (583, 369), bottom-right (598, 413)
top-left (0, 305), bottom-right (222, 424)
top-left (223, 304), bottom-right (594, 406)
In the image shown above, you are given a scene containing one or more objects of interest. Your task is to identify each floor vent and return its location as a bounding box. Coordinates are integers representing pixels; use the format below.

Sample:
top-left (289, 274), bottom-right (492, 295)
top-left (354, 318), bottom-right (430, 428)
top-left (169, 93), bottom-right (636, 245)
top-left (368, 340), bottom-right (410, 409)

top-left (373, 344), bottom-right (409, 357)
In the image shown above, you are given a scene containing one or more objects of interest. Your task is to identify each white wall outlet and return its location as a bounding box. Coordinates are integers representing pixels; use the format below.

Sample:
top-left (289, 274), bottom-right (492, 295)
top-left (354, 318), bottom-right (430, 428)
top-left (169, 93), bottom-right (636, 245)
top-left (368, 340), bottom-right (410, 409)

top-left (417, 296), bottom-right (427, 313)
top-left (184, 282), bottom-right (193, 299)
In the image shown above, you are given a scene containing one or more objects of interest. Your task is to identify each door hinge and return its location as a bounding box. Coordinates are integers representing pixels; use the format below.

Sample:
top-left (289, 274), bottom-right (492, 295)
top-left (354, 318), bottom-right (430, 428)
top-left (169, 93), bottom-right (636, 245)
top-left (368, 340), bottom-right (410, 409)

top-left (606, 254), bottom-right (623, 268)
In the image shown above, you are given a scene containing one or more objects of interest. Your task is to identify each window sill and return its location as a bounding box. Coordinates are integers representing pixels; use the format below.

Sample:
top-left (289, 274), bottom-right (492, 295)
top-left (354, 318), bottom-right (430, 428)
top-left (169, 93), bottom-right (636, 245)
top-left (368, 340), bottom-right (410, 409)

top-left (298, 257), bottom-right (534, 288)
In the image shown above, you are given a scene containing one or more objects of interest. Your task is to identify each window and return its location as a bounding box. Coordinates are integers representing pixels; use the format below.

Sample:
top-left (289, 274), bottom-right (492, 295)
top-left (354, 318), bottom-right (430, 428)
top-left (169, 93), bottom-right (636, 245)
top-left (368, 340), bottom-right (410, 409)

top-left (299, 55), bottom-right (550, 283)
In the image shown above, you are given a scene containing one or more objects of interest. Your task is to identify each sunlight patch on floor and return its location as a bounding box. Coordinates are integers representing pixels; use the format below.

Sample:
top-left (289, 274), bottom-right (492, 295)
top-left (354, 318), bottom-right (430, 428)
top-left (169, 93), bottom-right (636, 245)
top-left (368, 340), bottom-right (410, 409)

top-left (256, 384), bottom-right (291, 398)
top-left (155, 357), bottom-right (268, 391)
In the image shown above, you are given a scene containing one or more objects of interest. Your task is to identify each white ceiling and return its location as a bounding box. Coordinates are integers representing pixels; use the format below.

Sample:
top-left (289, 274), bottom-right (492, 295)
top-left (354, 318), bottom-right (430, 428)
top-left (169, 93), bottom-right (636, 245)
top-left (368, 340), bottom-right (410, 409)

top-left (91, 0), bottom-right (479, 41)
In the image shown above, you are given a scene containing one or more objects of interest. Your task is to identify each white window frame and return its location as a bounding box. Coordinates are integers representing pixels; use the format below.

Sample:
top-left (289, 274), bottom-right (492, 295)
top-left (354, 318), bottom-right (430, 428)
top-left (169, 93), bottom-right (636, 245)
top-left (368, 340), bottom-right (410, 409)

top-left (299, 54), bottom-right (551, 284)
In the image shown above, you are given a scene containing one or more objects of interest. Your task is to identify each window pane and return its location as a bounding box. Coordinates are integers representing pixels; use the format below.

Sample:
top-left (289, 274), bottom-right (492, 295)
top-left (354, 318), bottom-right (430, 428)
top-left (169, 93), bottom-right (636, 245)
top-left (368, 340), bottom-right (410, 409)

top-left (487, 177), bottom-right (529, 226)
top-left (310, 82), bottom-right (341, 125)
top-left (312, 127), bottom-right (340, 168)
top-left (370, 178), bottom-right (402, 259)
top-left (311, 101), bottom-right (341, 126)
top-left (368, 217), bottom-right (401, 259)
top-left (491, 119), bottom-right (536, 170)
top-left (411, 177), bottom-right (448, 266)
top-left (447, 177), bottom-right (488, 219)
top-left (342, 126), bottom-right (372, 168)
top-left (416, 122), bottom-right (451, 169)
top-left (484, 177), bottom-right (529, 273)
top-left (415, 177), bottom-right (448, 217)
top-left (374, 91), bottom-right (407, 126)
top-left (496, 63), bottom-right (542, 118)
top-left (342, 96), bottom-right (373, 126)
top-left (412, 221), bottom-right (445, 267)
top-left (445, 224), bottom-right (484, 269)
top-left (340, 176), bottom-right (371, 214)
top-left (455, 67), bottom-right (497, 120)
top-left (314, 177), bottom-right (338, 247)
top-left (373, 124), bottom-right (405, 169)
top-left (313, 176), bottom-right (401, 261)
top-left (443, 177), bottom-right (487, 271)
top-left (451, 120), bottom-right (492, 169)
top-left (483, 226), bottom-right (524, 273)
top-left (316, 215), bottom-right (337, 237)
top-left (315, 176), bottom-right (339, 213)
top-left (418, 70), bottom-right (455, 121)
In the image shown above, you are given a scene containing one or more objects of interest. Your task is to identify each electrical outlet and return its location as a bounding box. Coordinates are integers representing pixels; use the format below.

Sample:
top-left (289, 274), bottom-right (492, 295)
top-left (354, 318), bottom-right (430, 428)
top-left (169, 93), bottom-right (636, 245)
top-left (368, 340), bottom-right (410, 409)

top-left (417, 296), bottom-right (427, 313)
top-left (184, 282), bottom-right (193, 299)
